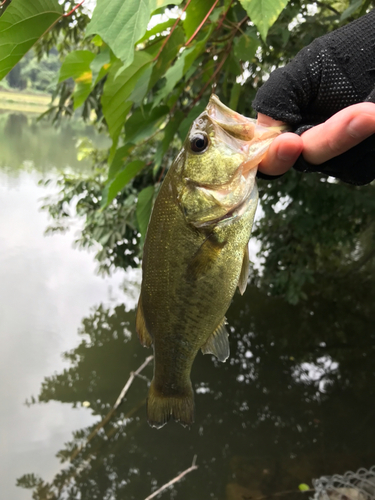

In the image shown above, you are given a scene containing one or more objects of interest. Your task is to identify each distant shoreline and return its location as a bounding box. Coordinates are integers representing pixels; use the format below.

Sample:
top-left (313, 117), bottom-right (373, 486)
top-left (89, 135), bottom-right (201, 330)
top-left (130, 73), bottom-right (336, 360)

top-left (0, 89), bottom-right (51, 114)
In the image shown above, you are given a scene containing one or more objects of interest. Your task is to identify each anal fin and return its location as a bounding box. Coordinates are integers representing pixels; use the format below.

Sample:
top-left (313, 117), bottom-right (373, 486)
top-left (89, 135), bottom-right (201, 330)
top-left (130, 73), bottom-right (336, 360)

top-left (201, 318), bottom-right (229, 362)
top-left (238, 245), bottom-right (249, 295)
top-left (136, 293), bottom-right (153, 347)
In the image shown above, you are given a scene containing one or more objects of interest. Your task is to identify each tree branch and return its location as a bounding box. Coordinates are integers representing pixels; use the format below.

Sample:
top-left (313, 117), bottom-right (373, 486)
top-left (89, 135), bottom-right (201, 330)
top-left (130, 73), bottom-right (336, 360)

top-left (70, 355), bottom-right (153, 461)
top-left (144, 456), bottom-right (198, 500)
top-left (154, 0), bottom-right (193, 61)
top-left (185, 0), bottom-right (220, 46)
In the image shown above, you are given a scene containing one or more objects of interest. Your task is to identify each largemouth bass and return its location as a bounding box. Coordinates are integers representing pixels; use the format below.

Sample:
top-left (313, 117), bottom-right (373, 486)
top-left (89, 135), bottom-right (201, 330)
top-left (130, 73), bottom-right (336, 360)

top-left (136, 95), bottom-right (281, 428)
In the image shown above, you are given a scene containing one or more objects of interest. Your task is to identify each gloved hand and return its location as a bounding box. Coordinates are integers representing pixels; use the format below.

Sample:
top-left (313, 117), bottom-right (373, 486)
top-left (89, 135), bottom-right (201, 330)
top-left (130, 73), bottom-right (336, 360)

top-left (252, 10), bottom-right (375, 185)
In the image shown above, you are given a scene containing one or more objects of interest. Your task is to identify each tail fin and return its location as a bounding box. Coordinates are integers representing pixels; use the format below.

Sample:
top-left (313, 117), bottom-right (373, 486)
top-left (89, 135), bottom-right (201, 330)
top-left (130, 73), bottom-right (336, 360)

top-left (147, 380), bottom-right (194, 429)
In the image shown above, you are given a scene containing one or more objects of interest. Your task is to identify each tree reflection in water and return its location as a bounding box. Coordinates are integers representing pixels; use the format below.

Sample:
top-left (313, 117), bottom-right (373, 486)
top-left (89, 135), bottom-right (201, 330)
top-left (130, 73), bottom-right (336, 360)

top-left (17, 271), bottom-right (375, 500)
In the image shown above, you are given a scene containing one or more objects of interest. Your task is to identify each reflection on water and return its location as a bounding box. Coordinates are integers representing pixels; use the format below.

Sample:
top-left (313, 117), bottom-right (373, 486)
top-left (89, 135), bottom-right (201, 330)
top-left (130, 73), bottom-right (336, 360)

top-left (0, 112), bottom-right (109, 173)
top-left (1, 113), bottom-right (374, 500)
top-left (0, 113), bottom-right (122, 500)
top-left (17, 276), bottom-right (375, 499)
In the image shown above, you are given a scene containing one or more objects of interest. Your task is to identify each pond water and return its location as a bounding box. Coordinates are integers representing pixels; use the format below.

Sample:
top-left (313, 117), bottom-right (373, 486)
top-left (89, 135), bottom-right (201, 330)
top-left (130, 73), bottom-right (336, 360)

top-left (1, 112), bottom-right (374, 500)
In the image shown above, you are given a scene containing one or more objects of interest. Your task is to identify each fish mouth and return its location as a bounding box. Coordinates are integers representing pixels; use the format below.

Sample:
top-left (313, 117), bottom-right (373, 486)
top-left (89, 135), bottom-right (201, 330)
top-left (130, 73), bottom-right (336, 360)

top-left (207, 94), bottom-right (286, 142)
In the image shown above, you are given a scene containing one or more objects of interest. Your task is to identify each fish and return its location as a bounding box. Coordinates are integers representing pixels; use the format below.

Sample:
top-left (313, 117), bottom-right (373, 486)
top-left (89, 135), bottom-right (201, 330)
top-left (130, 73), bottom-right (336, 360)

top-left (136, 94), bottom-right (282, 428)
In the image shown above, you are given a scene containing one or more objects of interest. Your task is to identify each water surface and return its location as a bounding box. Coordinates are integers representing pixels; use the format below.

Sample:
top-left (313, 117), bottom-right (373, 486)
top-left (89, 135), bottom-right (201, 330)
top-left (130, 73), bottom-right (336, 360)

top-left (1, 112), bottom-right (374, 500)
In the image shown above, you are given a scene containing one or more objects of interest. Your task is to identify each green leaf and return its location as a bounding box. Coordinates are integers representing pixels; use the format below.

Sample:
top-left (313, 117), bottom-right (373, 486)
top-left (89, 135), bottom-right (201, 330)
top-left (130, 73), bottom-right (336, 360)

top-left (154, 110), bottom-right (184, 170)
top-left (223, 52), bottom-right (242, 76)
top-left (102, 160), bottom-right (145, 207)
top-left (239, 0), bottom-right (290, 41)
top-left (0, 0), bottom-right (63, 81)
top-left (101, 51), bottom-right (153, 147)
top-left (178, 102), bottom-right (206, 140)
top-left (183, 0), bottom-right (217, 40)
top-left (298, 484), bottom-right (310, 492)
top-left (137, 186), bottom-right (155, 240)
top-left (153, 44), bottom-right (200, 107)
top-left (125, 104), bottom-right (169, 144)
top-left (234, 32), bottom-right (259, 62)
top-left (90, 47), bottom-right (111, 85)
top-left (137, 18), bottom-right (175, 44)
top-left (86, 0), bottom-right (183, 70)
top-left (149, 25), bottom-right (185, 89)
top-left (59, 51), bottom-right (96, 109)
top-left (229, 82), bottom-right (241, 111)
top-left (129, 64), bottom-right (153, 105)
top-left (73, 80), bottom-right (92, 109)
top-left (340, 0), bottom-right (363, 21)
top-left (108, 144), bottom-right (134, 181)
top-left (59, 50), bottom-right (95, 83)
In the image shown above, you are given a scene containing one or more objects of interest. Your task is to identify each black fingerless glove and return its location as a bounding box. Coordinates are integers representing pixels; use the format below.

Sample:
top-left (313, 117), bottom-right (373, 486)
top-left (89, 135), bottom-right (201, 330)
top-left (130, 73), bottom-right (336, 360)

top-left (253, 10), bottom-right (375, 185)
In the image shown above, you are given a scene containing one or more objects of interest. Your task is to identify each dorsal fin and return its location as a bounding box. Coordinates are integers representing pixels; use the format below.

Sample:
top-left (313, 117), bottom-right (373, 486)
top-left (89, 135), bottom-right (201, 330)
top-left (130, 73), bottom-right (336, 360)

top-left (201, 318), bottom-right (229, 362)
top-left (136, 293), bottom-right (153, 347)
top-left (238, 245), bottom-right (249, 295)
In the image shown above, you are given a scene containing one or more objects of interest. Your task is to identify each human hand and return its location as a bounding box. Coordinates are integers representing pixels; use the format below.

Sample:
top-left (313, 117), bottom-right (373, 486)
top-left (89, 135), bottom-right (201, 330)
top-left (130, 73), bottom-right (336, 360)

top-left (258, 102), bottom-right (375, 177)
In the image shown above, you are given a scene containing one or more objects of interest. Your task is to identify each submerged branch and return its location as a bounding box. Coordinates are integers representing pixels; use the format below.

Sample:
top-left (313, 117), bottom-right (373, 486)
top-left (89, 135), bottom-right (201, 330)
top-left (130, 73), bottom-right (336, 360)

top-left (70, 355), bottom-right (153, 461)
top-left (144, 455), bottom-right (198, 500)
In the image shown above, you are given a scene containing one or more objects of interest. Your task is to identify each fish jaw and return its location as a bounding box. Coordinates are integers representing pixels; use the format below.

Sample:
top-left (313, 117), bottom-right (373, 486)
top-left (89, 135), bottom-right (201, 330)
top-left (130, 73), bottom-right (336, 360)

top-left (207, 94), bottom-right (284, 141)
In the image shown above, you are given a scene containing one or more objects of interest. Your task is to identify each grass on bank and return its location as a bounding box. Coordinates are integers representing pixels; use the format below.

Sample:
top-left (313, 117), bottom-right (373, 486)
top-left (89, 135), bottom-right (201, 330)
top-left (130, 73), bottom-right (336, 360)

top-left (0, 90), bottom-right (51, 114)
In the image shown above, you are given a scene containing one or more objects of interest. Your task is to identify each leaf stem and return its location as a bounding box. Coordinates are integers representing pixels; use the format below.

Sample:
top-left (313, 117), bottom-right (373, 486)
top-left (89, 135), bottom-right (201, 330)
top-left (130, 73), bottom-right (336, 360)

top-left (215, 0), bottom-right (233, 32)
top-left (154, 0), bottom-right (193, 61)
top-left (63, 0), bottom-right (85, 17)
top-left (185, 0), bottom-right (220, 46)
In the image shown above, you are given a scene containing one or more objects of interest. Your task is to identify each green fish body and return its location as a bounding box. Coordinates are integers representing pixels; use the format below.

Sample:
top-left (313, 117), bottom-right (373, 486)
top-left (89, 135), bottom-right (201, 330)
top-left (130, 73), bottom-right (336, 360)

top-left (136, 95), bottom-right (281, 428)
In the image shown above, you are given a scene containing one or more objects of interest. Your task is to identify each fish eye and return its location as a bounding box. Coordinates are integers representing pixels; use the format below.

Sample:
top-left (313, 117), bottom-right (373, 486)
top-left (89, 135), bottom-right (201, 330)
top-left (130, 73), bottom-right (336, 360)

top-left (190, 133), bottom-right (209, 153)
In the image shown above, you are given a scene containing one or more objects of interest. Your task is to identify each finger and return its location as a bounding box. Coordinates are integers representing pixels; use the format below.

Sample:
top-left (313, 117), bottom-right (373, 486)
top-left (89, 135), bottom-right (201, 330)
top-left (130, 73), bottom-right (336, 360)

top-left (257, 113), bottom-right (303, 176)
top-left (257, 112), bottom-right (286, 128)
top-left (258, 133), bottom-right (303, 176)
top-left (302, 102), bottom-right (375, 165)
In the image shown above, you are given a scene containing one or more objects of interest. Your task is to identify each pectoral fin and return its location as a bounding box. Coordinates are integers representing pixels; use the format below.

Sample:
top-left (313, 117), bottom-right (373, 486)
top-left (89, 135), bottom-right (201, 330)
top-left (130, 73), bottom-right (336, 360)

top-left (201, 318), bottom-right (229, 362)
top-left (187, 233), bottom-right (226, 281)
top-left (238, 245), bottom-right (249, 295)
top-left (136, 294), bottom-right (153, 347)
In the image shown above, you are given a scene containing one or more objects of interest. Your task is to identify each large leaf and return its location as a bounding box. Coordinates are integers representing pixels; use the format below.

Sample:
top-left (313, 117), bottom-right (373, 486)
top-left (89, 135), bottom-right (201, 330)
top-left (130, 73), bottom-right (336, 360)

top-left (86, 0), bottom-right (183, 71)
top-left (234, 30), bottom-right (259, 62)
top-left (108, 144), bottom-right (134, 181)
top-left (125, 104), bottom-right (169, 144)
top-left (178, 102), bottom-right (206, 140)
top-left (59, 50), bottom-right (95, 82)
top-left (0, 0), bottom-right (63, 81)
top-left (183, 0), bottom-right (217, 40)
top-left (154, 110), bottom-right (184, 169)
top-left (102, 160), bottom-right (145, 208)
top-left (136, 18), bottom-right (175, 44)
top-left (101, 51), bottom-right (153, 148)
top-left (152, 43), bottom-right (203, 107)
top-left (149, 25), bottom-right (185, 89)
top-left (136, 186), bottom-right (155, 240)
top-left (239, 0), bottom-right (290, 41)
top-left (59, 50), bottom-right (96, 109)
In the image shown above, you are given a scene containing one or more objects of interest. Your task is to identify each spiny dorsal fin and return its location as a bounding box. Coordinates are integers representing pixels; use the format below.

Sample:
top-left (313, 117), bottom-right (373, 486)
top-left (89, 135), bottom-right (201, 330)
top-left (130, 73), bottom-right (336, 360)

top-left (201, 318), bottom-right (229, 362)
top-left (238, 245), bottom-right (250, 295)
top-left (187, 233), bottom-right (226, 281)
top-left (136, 294), bottom-right (153, 347)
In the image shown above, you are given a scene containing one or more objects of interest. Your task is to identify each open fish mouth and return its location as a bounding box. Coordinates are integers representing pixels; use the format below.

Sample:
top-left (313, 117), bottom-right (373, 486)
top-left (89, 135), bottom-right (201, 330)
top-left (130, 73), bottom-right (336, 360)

top-left (207, 94), bottom-right (284, 141)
